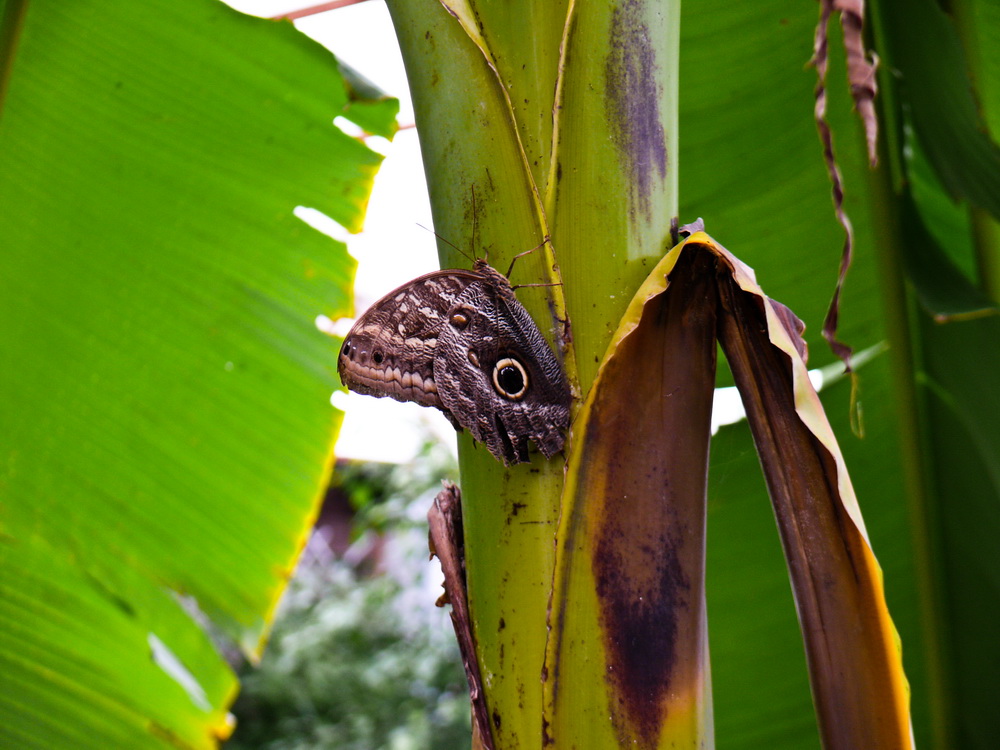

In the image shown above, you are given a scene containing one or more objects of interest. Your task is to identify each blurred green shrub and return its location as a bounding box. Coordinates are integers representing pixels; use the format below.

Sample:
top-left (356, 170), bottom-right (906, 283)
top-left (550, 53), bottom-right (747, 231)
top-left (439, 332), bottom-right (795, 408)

top-left (227, 444), bottom-right (470, 750)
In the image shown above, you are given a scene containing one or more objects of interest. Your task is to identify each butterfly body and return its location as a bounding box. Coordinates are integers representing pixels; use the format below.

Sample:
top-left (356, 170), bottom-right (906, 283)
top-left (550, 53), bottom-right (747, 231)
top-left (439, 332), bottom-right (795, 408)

top-left (338, 259), bottom-right (571, 465)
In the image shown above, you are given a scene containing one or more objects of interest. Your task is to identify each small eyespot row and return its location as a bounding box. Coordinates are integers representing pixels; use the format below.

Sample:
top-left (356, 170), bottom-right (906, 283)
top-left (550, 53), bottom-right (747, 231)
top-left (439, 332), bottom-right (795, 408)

top-left (340, 340), bottom-right (386, 367)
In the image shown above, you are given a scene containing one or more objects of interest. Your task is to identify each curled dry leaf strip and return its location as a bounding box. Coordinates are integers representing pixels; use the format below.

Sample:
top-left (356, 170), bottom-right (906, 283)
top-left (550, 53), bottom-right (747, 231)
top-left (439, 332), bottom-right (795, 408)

top-left (812, 0), bottom-right (878, 169)
top-left (837, 0), bottom-right (879, 166)
top-left (811, 0), bottom-right (879, 366)
top-left (428, 483), bottom-right (495, 750)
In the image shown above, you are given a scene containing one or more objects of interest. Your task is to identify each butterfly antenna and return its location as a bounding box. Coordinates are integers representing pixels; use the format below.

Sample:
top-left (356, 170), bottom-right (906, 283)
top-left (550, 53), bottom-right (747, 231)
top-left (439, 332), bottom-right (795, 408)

top-left (415, 223), bottom-right (475, 265)
top-left (470, 185), bottom-right (482, 261)
top-left (505, 235), bottom-right (552, 279)
top-left (511, 281), bottom-right (563, 291)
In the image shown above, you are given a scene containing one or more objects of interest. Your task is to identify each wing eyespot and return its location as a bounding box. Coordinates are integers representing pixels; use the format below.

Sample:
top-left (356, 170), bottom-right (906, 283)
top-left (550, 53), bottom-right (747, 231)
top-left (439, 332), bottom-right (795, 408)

top-left (449, 308), bottom-right (472, 330)
top-left (492, 357), bottom-right (528, 400)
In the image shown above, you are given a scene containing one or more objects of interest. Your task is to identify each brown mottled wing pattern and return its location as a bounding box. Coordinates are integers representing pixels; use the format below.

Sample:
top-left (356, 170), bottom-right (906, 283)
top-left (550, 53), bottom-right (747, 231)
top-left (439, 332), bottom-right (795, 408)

top-left (434, 262), bottom-right (571, 464)
top-left (338, 260), bottom-right (571, 465)
top-left (338, 270), bottom-right (478, 412)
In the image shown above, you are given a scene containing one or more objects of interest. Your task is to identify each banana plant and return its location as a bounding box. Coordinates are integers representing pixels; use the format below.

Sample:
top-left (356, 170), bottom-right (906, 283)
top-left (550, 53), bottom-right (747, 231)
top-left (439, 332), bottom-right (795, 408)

top-left (2, 0), bottom-right (997, 747)
top-left (381, 0), bottom-right (1000, 748)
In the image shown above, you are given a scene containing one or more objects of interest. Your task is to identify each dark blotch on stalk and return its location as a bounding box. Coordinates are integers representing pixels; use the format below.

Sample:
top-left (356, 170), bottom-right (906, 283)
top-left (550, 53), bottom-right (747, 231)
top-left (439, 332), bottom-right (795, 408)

top-left (583, 250), bottom-right (717, 746)
top-left (594, 493), bottom-right (689, 747)
top-left (604, 0), bottom-right (668, 226)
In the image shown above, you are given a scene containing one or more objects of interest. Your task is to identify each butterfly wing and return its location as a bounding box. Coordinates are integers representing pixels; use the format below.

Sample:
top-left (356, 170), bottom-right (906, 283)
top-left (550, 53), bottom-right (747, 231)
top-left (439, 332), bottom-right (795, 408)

top-left (434, 267), bottom-right (571, 464)
top-left (338, 270), bottom-right (479, 413)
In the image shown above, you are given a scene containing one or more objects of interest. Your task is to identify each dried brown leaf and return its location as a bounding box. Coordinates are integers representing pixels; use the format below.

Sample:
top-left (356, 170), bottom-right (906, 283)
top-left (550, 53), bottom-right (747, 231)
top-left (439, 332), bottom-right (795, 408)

top-left (428, 483), bottom-right (494, 749)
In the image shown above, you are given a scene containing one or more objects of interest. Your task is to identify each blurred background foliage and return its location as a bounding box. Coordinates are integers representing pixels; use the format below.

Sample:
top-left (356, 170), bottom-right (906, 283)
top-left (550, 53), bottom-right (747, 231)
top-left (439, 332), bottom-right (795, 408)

top-left (226, 445), bottom-right (471, 750)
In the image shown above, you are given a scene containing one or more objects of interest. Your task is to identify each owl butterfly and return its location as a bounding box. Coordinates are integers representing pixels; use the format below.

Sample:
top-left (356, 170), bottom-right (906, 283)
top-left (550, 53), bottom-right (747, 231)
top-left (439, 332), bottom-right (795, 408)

top-left (337, 256), bottom-right (571, 465)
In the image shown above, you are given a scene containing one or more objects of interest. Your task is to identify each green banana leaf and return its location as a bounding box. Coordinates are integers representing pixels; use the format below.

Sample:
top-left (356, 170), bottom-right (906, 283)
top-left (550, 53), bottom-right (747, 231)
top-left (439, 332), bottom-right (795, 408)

top-left (686, 1), bottom-right (1000, 747)
top-left (0, 1), bottom-right (396, 748)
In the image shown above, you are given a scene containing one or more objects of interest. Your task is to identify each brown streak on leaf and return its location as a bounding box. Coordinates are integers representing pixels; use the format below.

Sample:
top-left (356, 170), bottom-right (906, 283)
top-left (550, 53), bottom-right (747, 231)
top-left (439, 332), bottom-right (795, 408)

top-left (717, 270), bottom-right (910, 749)
top-left (545, 235), bottom-right (908, 746)
top-left (587, 249), bottom-right (717, 746)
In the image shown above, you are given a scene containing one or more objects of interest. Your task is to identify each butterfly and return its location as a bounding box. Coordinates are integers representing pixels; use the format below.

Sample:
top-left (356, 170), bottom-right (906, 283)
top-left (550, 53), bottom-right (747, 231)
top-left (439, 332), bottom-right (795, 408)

top-left (337, 258), bottom-right (571, 465)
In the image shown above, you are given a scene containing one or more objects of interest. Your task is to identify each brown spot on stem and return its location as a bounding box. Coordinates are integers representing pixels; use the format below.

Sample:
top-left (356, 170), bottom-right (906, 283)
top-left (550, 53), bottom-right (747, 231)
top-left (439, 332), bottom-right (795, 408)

top-left (605, 0), bottom-right (668, 226)
top-left (594, 494), bottom-right (689, 747)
